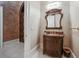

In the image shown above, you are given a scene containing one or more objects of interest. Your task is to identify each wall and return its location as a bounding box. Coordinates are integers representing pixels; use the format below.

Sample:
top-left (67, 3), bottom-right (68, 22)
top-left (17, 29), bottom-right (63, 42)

top-left (61, 2), bottom-right (71, 48)
top-left (29, 1), bottom-right (40, 50)
top-left (70, 1), bottom-right (79, 57)
top-left (39, 1), bottom-right (71, 51)
top-left (0, 6), bottom-right (3, 47)
top-left (24, 1), bottom-right (40, 57)
top-left (0, 1), bottom-right (23, 41)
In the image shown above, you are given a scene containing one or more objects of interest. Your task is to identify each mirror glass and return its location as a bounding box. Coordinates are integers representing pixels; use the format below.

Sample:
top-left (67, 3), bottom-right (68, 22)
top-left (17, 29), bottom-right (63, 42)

top-left (47, 14), bottom-right (61, 28)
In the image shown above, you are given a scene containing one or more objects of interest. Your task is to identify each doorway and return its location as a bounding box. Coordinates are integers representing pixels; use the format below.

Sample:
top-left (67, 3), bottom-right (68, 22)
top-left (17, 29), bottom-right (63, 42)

top-left (19, 3), bottom-right (24, 42)
top-left (0, 2), bottom-right (24, 58)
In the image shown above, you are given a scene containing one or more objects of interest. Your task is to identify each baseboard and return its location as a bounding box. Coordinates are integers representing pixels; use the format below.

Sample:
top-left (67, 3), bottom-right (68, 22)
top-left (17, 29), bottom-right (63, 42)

top-left (70, 48), bottom-right (77, 58)
top-left (25, 45), bottom-right (76, 58)
top-left (28, 44), bottom-right (39, 58)
top-left (29, 47), bottom-right (77, 58)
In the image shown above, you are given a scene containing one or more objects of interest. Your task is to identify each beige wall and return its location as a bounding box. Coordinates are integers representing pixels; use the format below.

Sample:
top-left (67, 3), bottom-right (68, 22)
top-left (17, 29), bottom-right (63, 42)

top-left (25, 1), bottom-right (40, 54)
top-left (39, 1), bottom-right (47, 50)
top-left (70, 1), bottom-right (79, 57)
top-left (29, 1), bottom-right (40, 50)
top-left (39, 1), bottom-right (71, 50)
top-left (24, 1), bottom-right (41, 57)
top-left (61, 2), bottom-right (71, 48)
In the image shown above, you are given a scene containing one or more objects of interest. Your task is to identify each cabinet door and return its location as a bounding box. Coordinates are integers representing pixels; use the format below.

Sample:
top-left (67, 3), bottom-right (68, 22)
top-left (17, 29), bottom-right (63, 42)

top-left (43, 36), bottom-right (63, 57)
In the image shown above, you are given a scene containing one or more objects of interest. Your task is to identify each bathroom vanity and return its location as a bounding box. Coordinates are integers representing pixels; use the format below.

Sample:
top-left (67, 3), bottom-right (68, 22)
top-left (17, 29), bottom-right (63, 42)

top-left (43, 30), bottom-right (64, 57)
top-left (43, 9), bottom-right (64, 57)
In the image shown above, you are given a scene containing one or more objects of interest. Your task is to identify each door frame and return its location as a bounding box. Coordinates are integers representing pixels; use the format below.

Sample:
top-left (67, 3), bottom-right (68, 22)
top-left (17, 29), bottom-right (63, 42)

top-left (24, 1), bottom-right (32, 57)
top-left (19, 2), bottom-right (24, 42)
top-left (0, 6), bottom-right (3, 48)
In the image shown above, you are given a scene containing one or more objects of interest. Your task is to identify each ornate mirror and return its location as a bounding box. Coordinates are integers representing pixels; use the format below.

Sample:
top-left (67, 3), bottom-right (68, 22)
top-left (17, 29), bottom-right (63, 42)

top-left (45, 9), bottom-right (63, 29)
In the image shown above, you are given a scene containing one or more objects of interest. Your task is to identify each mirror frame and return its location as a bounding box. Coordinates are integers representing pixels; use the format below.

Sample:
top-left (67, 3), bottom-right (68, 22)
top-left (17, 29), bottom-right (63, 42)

top-left (45, 9), bottom-right (63, 29)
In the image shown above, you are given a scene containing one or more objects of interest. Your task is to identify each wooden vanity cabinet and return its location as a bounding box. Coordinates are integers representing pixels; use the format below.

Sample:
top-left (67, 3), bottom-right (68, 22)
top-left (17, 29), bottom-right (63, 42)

top-left (43, 35), bottom-right (63, 57)
top-left (44, 9), bottom-right (64, 57)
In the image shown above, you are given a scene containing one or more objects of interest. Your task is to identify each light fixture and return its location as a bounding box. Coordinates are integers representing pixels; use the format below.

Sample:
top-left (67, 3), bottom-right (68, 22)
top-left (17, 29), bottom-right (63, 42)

top-left (47, 2), bottom-right (62, 10)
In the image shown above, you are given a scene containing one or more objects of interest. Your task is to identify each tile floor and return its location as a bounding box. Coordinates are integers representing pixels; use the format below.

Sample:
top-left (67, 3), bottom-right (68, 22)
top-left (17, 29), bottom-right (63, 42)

top-left (0, 39), bottom-right (24, 58)
top-left (31, 49), bottom-right (67, 58)
top-left (32, 49), bottom-right (73, 58)
top-left (0, 39), bottom-right (72, 58)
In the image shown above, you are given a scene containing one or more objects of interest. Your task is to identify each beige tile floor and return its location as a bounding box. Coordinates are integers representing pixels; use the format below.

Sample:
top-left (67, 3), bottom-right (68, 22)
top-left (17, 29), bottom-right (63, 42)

top-left (0, 39), bottom-right (72, 58)
top-left (31, 46), bottom-right (73, 58)
top-left (0, 39), bottom-right (24, 58)
top-left (31, 49), bottom-right (67, 58)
